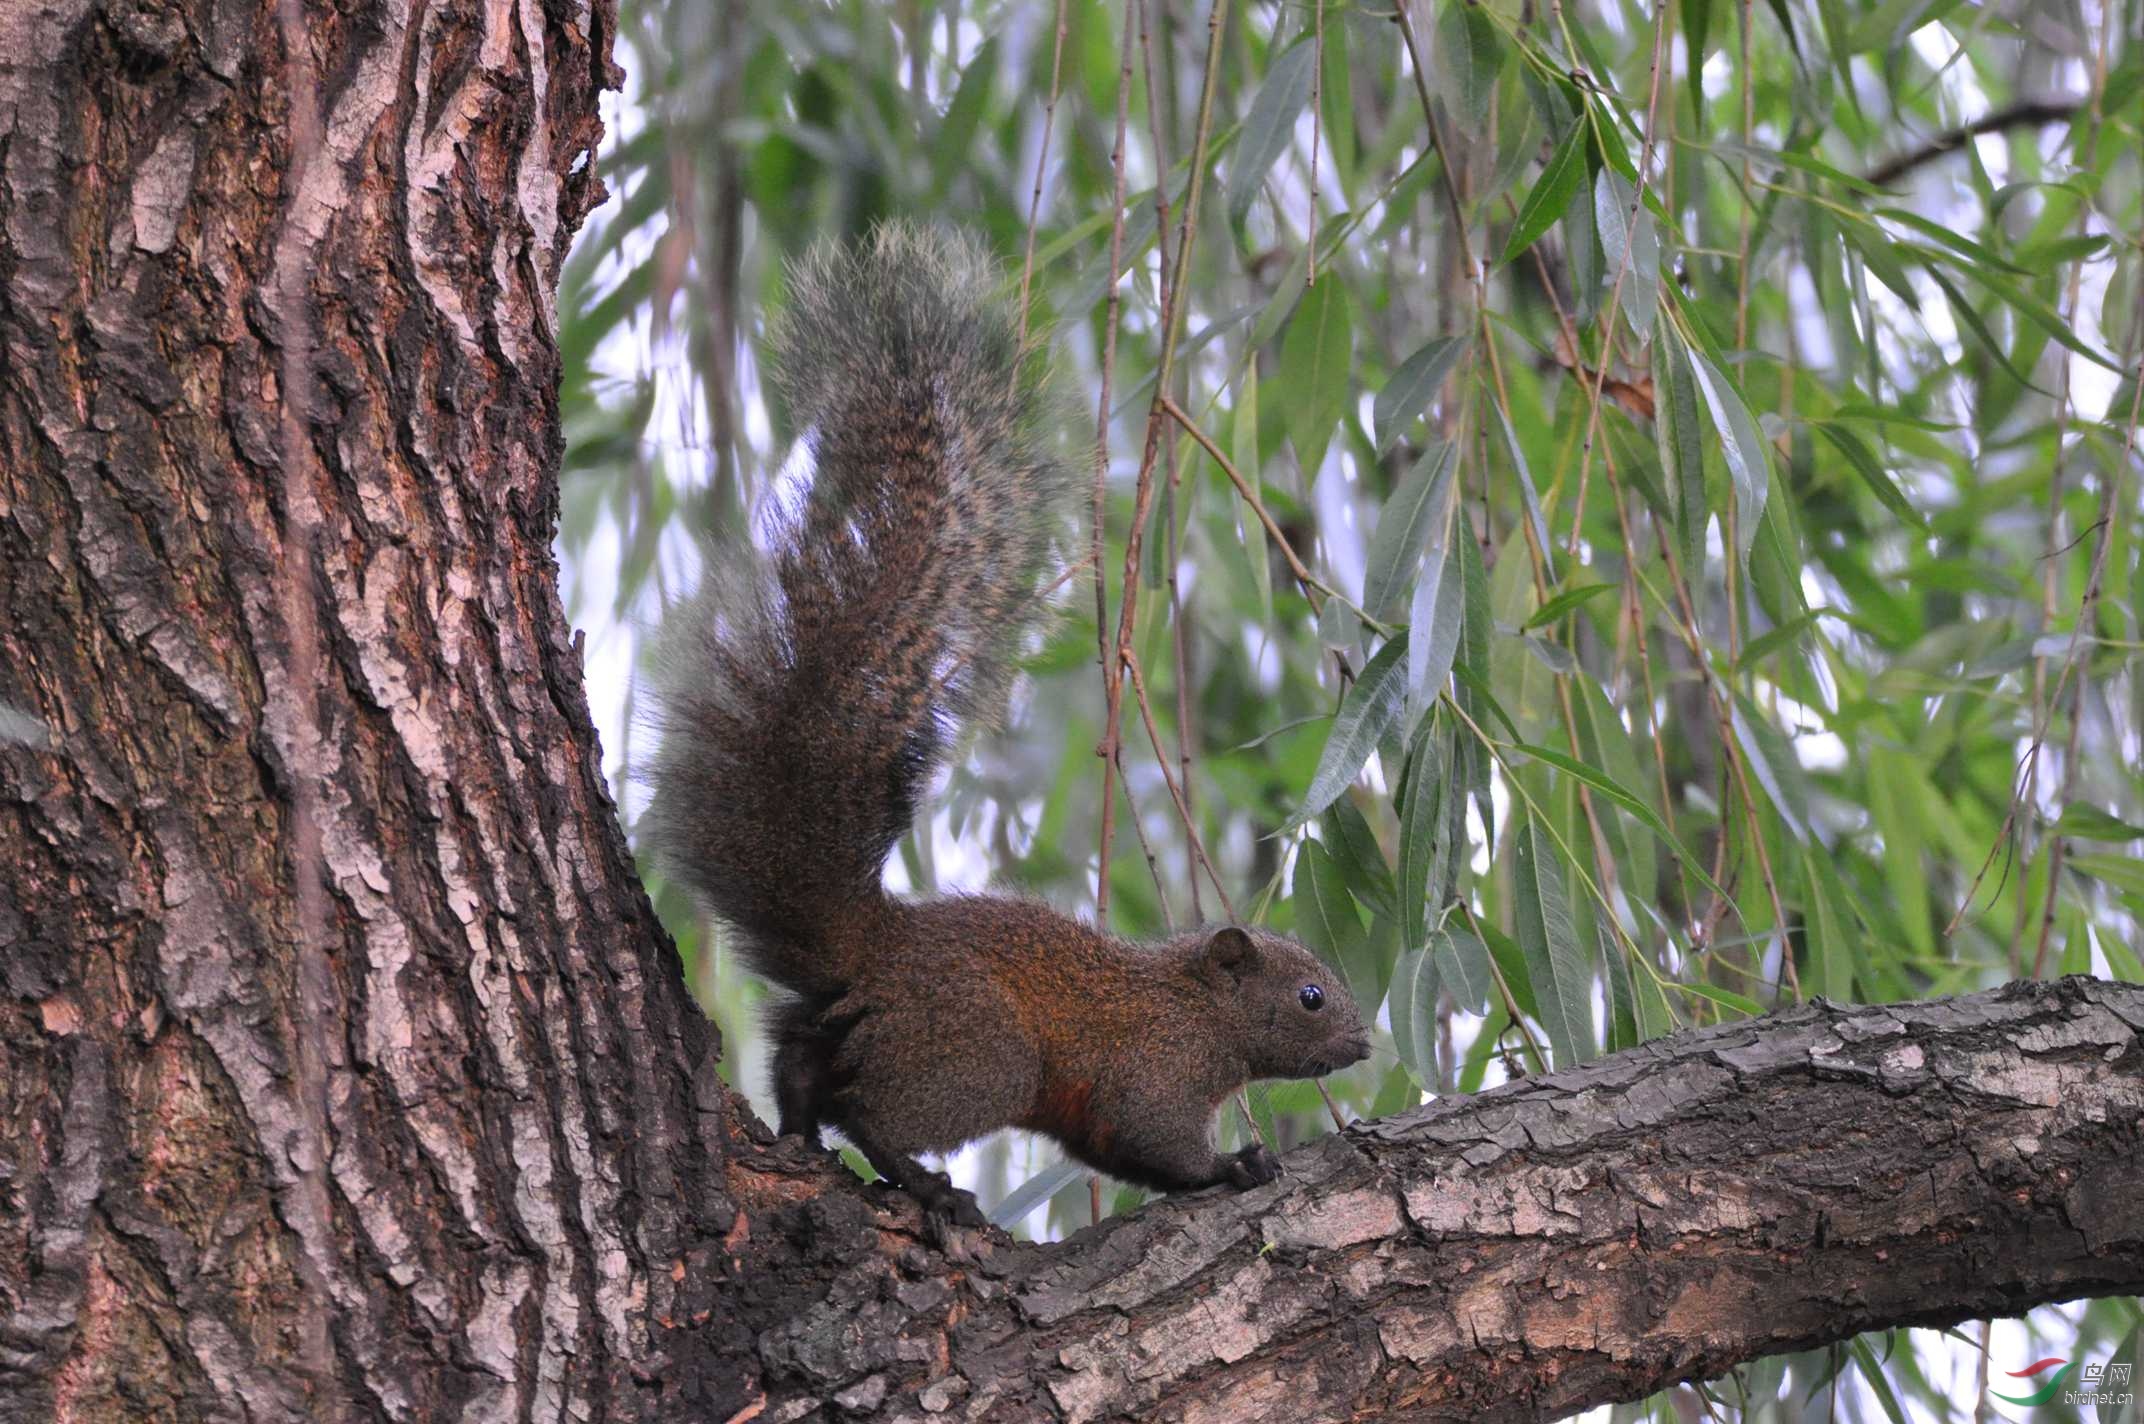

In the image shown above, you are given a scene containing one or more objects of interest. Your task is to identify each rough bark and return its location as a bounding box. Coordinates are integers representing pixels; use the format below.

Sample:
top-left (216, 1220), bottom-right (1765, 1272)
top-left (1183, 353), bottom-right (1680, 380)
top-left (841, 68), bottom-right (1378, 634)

top-left (0, 0), bottom-right (745, 1417)
top-left (0, 5), bottom-right (2140, 1424)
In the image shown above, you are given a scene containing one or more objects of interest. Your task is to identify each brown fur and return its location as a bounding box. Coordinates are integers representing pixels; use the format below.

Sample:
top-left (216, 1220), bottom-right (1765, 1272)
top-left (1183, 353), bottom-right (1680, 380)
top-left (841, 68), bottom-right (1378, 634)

top-left (645, 225), bottom-right (1370, 1234)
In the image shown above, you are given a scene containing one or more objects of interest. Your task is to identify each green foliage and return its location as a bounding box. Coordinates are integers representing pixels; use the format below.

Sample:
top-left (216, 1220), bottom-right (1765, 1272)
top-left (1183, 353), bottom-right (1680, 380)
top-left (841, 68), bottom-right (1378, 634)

top-left (561, 0), bottom-right (2143, 1410)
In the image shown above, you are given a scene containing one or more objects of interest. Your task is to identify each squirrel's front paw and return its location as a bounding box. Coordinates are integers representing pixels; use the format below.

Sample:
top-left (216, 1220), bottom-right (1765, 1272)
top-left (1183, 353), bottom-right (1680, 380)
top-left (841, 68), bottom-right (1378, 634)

top-left (1222, 1143), bottom-right (1283, 1189)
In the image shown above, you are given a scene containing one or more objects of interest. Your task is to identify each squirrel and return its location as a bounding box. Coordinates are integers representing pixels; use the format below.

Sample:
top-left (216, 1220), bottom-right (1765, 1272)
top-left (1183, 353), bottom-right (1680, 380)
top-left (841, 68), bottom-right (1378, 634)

top-left (644, 223), bottom-right (1371, 1236)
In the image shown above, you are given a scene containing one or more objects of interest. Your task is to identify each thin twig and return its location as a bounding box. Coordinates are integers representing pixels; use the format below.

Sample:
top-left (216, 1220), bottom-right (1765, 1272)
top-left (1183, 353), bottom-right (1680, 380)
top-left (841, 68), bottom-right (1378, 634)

top-left (1316, 1080), bottom-right (1346, 1131)
top-left (2031, 318), bottom-right (2143, 978)
top-left (1392, 0), bottom-right (1479, 277)
top-left (1125, 648), bottom-right (1238, 919)
top-left (1136, 0), bottom-right (1176, 385)
top-left (1308, 0), bottom-right (1324, 284)
top-left (1734, 0), bottom-right (1753, 351)
top-left (1090, 0), bottom-right (1137, 924)
top-left (1402, 14), bottom-right (1652, 993)
top-left (1724, 0), bottom-right (1754, 682)
top-left (1950, 59), bottom-right (2132, 947)
top-left (1641, 478), bottom-right (1802, 997)
top-left (1103, 0), bottom-right (1229, 926)
top-left (1537, 300), bottom-right (1785, 975)
top-left (1863, 98), bottom-right (2086, 187)
top-left (1144, 0), bottom-right (1200, 921)
top-left (1444, 685), bottom-right (1676, 1007)
top-left (1563, 0), bottom-right (1672, 561)
top-left (1459, 901), bottom-right (1548, 1073)
top-left (1615, 485), bottom-right (1697, 921)
top-left (2023, 16), bottom-right (2121, 979)
top-left (1509, 223), bottom-right (1723, 952)
top-left (1159, 394), bottom-right (1344, 614)
top-left (1113, 756), bottom-right (1175, 924)
top-left (1398, 0), bottom-right (1665, 1005)
top-left (1548, 2), bottom-right (1675, 981)
top-left (1016, 0), bottom-right (1073, 349)
top-left (1163, 445), bottom-right (1203, 919)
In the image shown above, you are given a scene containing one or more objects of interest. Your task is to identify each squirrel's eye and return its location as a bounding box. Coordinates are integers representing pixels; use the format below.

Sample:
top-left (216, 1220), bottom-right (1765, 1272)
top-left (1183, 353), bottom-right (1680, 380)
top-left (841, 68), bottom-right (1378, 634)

top-left (1299, 984), bottom-right (1324, 1011)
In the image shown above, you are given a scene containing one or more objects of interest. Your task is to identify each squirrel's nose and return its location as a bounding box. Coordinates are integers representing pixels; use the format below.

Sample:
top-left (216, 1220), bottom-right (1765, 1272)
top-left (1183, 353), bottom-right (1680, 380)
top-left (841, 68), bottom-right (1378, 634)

top-left (1345, 1034), bottom-right (1372, 1064)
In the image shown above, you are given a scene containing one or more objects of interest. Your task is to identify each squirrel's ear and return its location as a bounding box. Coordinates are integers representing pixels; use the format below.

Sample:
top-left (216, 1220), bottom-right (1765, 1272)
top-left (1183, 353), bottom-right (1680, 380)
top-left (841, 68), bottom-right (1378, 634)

top-left (1199, 926), bottom-right (1258, 983)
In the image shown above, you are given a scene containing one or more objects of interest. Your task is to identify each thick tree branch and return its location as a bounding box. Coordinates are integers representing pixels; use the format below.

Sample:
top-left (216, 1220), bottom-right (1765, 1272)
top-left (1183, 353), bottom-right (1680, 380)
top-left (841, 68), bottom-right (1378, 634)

top-left (726, 977), bottom-right (2144, 1422)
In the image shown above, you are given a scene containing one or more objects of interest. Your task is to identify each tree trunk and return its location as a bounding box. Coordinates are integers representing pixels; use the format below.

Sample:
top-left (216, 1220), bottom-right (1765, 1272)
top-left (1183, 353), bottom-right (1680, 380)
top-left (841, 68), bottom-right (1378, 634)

top-left (0, 0), bottom-right (745, 1416)
top-left (0, 5), bottom-right (2139, 1424)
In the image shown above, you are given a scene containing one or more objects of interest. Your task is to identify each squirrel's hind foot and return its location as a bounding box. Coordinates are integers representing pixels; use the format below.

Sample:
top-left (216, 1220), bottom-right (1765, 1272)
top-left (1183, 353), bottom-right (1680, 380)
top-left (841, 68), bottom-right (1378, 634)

top-left (844, 1126), bottom-right (988, 1243)
top-left (916, 1178), bottom-right (987, 1247)
top-left (1221, 1143), bottom-right (1283, 1189)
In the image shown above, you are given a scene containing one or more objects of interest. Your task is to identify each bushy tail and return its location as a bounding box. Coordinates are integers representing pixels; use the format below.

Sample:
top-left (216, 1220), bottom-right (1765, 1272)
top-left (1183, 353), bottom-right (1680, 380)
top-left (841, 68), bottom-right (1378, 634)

top-left (643, 224), bottom-right (1076, 995)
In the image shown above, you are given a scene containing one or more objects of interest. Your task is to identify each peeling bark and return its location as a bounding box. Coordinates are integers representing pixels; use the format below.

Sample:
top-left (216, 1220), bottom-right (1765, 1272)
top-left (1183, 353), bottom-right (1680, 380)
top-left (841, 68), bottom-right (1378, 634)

top-left (1, 5), bottom-right (2140, 1424)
